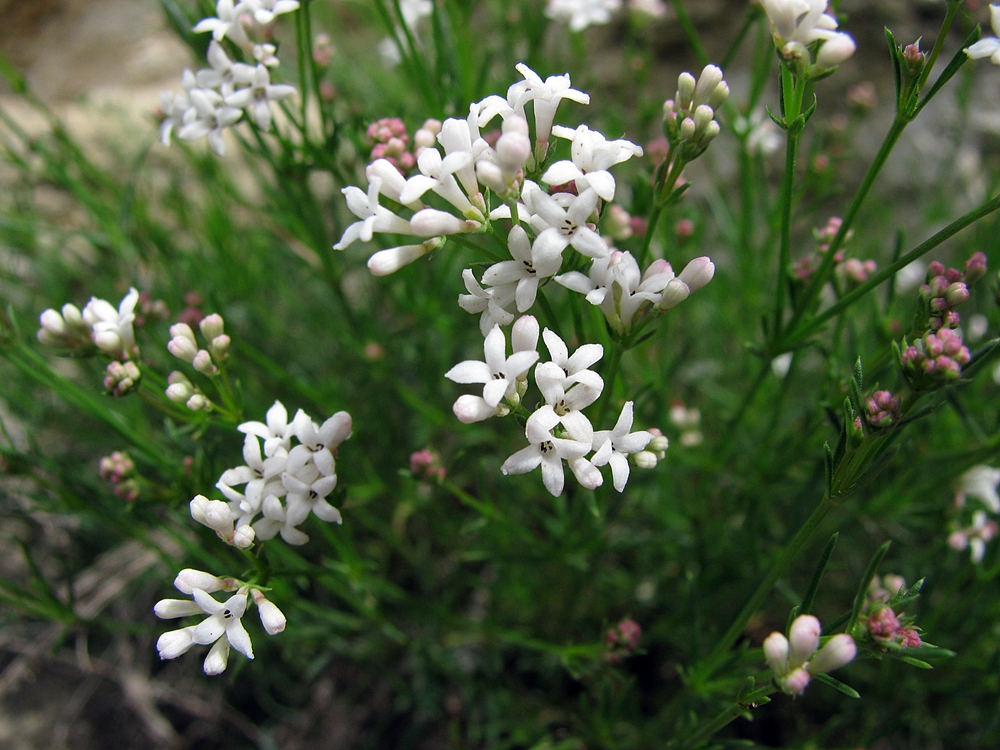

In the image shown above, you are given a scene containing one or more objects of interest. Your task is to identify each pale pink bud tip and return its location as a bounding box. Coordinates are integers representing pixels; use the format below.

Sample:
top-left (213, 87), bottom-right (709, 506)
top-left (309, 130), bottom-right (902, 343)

top-left (678, 257), bottom-right (715, 292)
top-left (788, 614), bottom-right (822, 665)
top-left (763, 631), bottom-right (790, 675)
top-left (781, 667), bottom-right (812, 695)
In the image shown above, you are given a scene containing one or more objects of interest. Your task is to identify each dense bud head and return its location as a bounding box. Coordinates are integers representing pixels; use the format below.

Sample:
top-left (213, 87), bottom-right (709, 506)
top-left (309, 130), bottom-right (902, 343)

top-left (867, 607), bottom-right (901, 639)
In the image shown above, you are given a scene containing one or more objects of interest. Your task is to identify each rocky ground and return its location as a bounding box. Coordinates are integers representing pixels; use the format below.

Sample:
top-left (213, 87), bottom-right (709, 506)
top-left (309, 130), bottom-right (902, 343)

top-left (0, 1), bottom-right (996, 748)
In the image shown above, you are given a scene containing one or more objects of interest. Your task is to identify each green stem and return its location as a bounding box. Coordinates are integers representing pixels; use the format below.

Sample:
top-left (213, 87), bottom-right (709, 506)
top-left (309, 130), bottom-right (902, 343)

top-left (783, 116), bottom-right (908, 339)
top-left (669, 0), bottom-right (709, 68)
top-left (774, 128), bottom-right (799, 337)
top-left (788, 190), bottom-right (1000, 343)
top-left (680, 685), bottom-right (778, 750)
top-left (694, 492), bottom-right (837, 680)
top-left (915, 1), bottom-right (962, 94)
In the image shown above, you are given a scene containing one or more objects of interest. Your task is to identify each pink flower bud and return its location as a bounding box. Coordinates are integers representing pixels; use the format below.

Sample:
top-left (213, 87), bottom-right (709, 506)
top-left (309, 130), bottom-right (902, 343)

top-left (763, 632), bottom-right (790, 675)
top-left (965, 251), bottom-right (988, 284)
top-left (168, 335), bottom-right (199, 362)
top-left (678, 257), bottom-right (715, 292)
top-left (199, 313), bottom-right (225, 341)
top-left (781, 667), bottom-right (812, 695)
top-left (192, 349), bottom-right (217, 375)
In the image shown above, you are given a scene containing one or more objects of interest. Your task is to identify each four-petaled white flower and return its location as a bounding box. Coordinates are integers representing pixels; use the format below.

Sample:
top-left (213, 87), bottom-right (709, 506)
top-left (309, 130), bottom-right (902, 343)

top-left (178, 88), bottom-right (243, 156)
top-left (446, 324), bottom-right (539, 408)
top-left (501, 407), bottom-right (592, 496)
top-left (530, 188), bottom-right (609, 259)
top-left (335, 177), bottom-right (415, 250)
top-left (591, 401), bottom-right (654, 492)
top-left (482, 225), bottom-right (562, 313)
top-left (543, 124), bottom-right (643, 201)
top-left (458, 268), bottom-right (516, 335)
top-left (155, 587), bottom-right (254, 675)
top-left (193, 0), bottom-right (252, 47)
top-left (225, 63), bottom-right (297, 130)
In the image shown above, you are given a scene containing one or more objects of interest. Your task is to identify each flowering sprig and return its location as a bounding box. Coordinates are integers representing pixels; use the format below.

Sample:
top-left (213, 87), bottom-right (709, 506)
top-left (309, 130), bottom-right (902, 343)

top-left (763, 614), bottom-right (856, 696)
top-left (154, 568), bottom-right (287, 675)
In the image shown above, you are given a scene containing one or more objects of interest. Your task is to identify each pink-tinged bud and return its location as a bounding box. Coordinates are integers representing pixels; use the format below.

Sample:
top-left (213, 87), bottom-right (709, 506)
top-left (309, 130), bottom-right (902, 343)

top-left (199, 313), bottom-right (225, 341)
top-left (817, 32), bottom-right (856, 69)
top-left (903, 43), bottom-right (925, 70)
top-left (675, 218), bottom-right (695, 241)
top-left (899, 628), bottom-right (922, 648)
top-left (763, 631), bottom-right (790, 675)
top-left (945, 267), bottom-right (965, 284)
top-left (186, 393), bottom-right (210, 411)
top-left (936, 355), bottom-right (963, 378)
top-left (679, 257), bottom-right (715, 292)
top-left (965, 251), bottom-right (988, 284)
top-left (927, 261), bottom-right (945, 279)
top-left (192, 349), bottom-right (217, 375)
top-left (788, 615), bottom-right (822, 666)
top-left (944, 282), bottom-right (969, 307)
top-left (868, 607), bottom-right (901, 639)
top-left (948, 530), bottom-right (969, 550)
top-left (847, 81), bottom-right (878, 111)
top-left (252, 589), bottom-right (286, 634)
top-left (410, 208), bottom-right (478, 237)
top-left (808, 634), bottom-right (856, 675)
top-left (210, 334), bottom-right (230, 359)
top-left (175, 569), bottom-right (226, 595)
top-left (647, 427), bottom-right (669, 455)
top-left (169, 322), bottom-right (197, 345)
top-left (617, 619), bottom-right (642, 649)
top-left (781, 667), bottom-right (812, 695)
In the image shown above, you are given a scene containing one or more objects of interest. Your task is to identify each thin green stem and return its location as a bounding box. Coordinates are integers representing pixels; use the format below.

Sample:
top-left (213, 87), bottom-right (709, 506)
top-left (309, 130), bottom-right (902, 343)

top-left (789, 190), bottom-right (1000, 343)
top-left (774, 128), bottom-right (800, 336)
top-left (670, 0), bottom-right (709, 68)
top-left (694, 492), bottom-right (837, 680)
top-left (783, 116), bottom-right (909, 339)
top-left (680, 685), bottom-right (778, 750)
top-left (915, 2), bottom-right (962, 93)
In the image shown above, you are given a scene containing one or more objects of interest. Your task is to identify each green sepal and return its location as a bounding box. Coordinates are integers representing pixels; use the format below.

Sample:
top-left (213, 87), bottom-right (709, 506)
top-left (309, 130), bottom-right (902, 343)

top-left (814, 672), bottom-right (861, 698)
top-left (765, 105), bottom-right (788, 131)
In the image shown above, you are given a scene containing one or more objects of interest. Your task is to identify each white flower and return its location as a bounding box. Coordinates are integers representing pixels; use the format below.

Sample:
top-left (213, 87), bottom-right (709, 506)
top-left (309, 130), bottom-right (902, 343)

top-left (238, 400), bottom-right (293, 457)
top-left (966, 5), bottom-right (1000, 64)
top-left (592, 401), bottom-right (654, 492)
top-left (481, 225), bottom-right (562, 313)
top-left (155, 587), bottom-right (254, 675)
top-left (458, 268), bottom-right (516, 335)
top-left (177, 88), bottom-right (243, 156)
top-left (445, 324), bottom-right (539, 408)
top-left (216, 432), bottom-right (288, 518)
top-left (957, 465), bottom-right (1000, 514)
top-left (400, 146), bottom-right (484, 220)
top-left (368, 240), bottom-right (439, 276)
top-left (224, 64), bottom-right (296, 131)
top-left (509, 63), bottom-right (590, 155)
top-left (398, 0), bottom-right (433, 28)
top-left (193, 0), bottom-right (251, 47)
top-left (247, 0), bottom-right (300, 25)
top-left (334, 178), bottom-right (415, 250)
top-left (546, 0), bottom-right (623, 32)
top-left (82, 287), bottom-right (140, 359)
top-left (501, 407), bottom-right (592, 496)
top-left (290, 408), bottom-right (352, 476)
top-left (196, 40), bottom-right (255, 95)
top-left (540, 328), bottom-right (604, 390)
top-left (530, 188), bottom-right (609, 260)
top-left (759, 0), bottom-right (855, 69)
top-left (543, 124), bottom-right (642, 201)
top-left (254, 493), bottom-right (311, 545)
top-left (949, 510), bottom-right (998, 563)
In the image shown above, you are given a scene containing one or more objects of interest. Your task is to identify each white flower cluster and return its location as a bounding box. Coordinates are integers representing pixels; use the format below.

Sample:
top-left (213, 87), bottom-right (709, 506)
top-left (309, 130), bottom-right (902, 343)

top-left (759, 0), bottom-right (856, 72)
top-left (966, 5), bottom-right (1000, 65)
top-left (37, 287), bottom-right (140, 361)
top-left (155, 569), bottom-right (286, 675)
top-left (446, 316), bottom-right (663, 495)
top-left (545, 0), bottom-right (622, 32)
top-left (948, 465), bottom-right (1000, 563)
top-left (192, 401), bottom-right (352, 547)
top-left (159, 1), bottom-right (299, 155)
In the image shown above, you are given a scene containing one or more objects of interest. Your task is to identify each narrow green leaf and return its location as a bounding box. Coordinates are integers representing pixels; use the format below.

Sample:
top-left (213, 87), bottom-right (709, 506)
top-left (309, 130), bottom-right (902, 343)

top-left (800, 533), bottom-right (839, 616)
top-left (814, 672), bottom-right (861, 698)
top-left (915, 24), bottom-right (982, 116)
top-left (824, 442), bottom-right (834, 495)
top-left (885, 27), bottom-right (902, 109)
top-left (899, 656), bottom-right (933, 669)
top-left (848, 540), bottom-right (892, 636)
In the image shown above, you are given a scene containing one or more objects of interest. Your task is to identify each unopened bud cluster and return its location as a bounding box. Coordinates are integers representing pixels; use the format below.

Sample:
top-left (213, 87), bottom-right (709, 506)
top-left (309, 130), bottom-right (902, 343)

top-left (662, 65), bottom-right (729, 158)
top-left (99, 450), bottom-right (140, 502)
top-left (763, 614), bottom-right (856, 696)
top-left (166, 371), bottom-right (212, 411)
top-left (919, 253), bottom-right (984, 332)
top-left (864, 390), bottom-right (901, 429)
top-left (104, 360), bottom-right (141, 397)
top-left (168, 313), bottom-right (230, 373)
top-left (901, 328), bottom-right (971, 389)
top-left (604, 618), bottom-right (642, 663)
top-left (37, 288), bottom-right (140, 361)
top-left (866, 606), bottom-right (922, 649)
